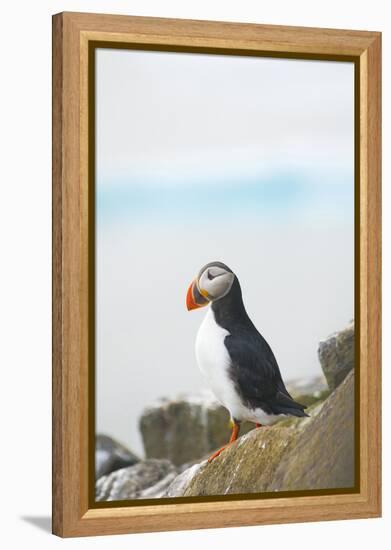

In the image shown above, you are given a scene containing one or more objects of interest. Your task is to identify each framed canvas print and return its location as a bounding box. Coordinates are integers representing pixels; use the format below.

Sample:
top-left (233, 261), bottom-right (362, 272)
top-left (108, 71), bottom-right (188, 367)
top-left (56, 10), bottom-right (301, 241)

top-left (52, 12), bottom-right (381, 537)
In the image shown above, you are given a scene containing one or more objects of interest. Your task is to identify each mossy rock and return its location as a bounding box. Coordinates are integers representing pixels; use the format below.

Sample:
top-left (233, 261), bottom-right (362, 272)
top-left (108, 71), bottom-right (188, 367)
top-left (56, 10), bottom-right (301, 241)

top-left (269, 371), bottom-right (355, 491)
top-left (183, 427), bottom-right (296, 496)
top-left (140, 395), bottom-right (256, 466)
top-left (169, 371), bottom-right (355, 497)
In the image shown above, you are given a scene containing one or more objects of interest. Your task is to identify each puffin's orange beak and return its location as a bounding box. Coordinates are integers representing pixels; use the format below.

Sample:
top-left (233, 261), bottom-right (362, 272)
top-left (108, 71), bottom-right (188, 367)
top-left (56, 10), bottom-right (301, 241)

top-left (186, 279), bottom-right (209, 311)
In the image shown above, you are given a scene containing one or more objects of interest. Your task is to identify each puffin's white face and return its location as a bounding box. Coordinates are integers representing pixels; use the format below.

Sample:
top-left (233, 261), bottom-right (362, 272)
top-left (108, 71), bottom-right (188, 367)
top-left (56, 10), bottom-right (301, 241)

top-left (186, 262), bottom-right (235, 311)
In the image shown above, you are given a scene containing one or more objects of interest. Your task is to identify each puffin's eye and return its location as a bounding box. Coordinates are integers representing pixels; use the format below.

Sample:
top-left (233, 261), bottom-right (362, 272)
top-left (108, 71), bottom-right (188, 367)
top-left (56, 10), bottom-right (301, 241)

top-left (207, 268), bottom-right (225, 281)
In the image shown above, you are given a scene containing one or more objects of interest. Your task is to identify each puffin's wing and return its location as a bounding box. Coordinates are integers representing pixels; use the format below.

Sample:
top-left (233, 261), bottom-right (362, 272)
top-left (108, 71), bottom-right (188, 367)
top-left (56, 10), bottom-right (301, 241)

top-left (225, 333), bottom-right (308, 417)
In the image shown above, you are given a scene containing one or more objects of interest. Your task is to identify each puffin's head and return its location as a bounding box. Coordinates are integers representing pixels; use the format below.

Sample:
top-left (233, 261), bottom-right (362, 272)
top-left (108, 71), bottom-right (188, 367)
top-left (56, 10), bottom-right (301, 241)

top-left (186, 261), bottom-right (235, 311)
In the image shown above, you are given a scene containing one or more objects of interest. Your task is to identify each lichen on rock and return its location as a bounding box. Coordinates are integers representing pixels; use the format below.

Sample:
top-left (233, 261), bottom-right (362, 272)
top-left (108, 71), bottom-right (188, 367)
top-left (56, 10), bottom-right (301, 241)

top-left (179, 427), bottom-right (296, 497)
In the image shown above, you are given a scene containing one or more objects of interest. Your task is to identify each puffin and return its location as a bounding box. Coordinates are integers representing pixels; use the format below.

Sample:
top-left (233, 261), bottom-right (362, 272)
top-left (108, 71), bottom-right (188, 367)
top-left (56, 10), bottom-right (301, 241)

top-left (186, 261), bottom-right (308, 462)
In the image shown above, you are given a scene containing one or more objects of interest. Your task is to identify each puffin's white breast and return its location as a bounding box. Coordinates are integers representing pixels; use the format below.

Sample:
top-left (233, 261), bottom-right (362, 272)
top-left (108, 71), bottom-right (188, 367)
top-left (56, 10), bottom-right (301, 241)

top-left (195, 308), bottom-right (286, 425)
top-left (195, 308), bottom-right (248, 420)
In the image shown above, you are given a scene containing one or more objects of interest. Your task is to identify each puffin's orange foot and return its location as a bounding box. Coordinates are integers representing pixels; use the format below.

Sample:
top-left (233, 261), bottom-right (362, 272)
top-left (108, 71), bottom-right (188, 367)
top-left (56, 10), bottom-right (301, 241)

top-left (255, 423), bottom-right (263, 429)
top-left (208, 420), bottom-right (240, 463)
top-left (208, 445), bottom-right (228, 463)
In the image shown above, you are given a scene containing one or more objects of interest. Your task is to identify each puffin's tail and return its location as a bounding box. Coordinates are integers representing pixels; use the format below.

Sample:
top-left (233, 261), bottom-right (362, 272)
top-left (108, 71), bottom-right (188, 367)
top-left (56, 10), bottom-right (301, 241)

top-left (271, 390), bottom-right (310, 418)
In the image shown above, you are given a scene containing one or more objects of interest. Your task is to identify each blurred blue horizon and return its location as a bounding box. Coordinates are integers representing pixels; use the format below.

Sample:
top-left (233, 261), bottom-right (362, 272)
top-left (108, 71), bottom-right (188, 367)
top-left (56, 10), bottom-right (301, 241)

top-left (97, 172), bottom-right (353, 225)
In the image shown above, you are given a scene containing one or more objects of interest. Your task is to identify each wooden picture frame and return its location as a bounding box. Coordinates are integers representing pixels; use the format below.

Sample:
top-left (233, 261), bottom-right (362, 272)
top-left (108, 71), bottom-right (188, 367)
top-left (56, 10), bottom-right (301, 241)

top-left (52, 11), bottom-right (381, 537)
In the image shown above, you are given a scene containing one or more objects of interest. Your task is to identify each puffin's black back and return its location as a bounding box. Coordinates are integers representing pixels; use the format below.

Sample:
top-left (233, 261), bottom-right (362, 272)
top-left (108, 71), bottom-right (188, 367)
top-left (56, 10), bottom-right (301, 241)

top-left (212, 276), bottom-right (308, 417)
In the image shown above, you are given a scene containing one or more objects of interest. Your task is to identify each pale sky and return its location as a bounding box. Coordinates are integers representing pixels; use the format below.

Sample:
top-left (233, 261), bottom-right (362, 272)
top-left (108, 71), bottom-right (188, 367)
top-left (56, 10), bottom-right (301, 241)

top-left (96, 49), bottom-right (354, 184)
top-left (95, 48), bottom-right (354, 455)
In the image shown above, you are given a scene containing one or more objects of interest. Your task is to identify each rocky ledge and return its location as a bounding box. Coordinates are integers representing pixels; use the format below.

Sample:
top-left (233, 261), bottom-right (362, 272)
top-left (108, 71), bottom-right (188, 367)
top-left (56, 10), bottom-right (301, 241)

top-left (96, 320), bottom-right (355, 500)
top-left (165, 370), bottom-right (354, 497)
top-left (139, 376), bottom-right (329, 467)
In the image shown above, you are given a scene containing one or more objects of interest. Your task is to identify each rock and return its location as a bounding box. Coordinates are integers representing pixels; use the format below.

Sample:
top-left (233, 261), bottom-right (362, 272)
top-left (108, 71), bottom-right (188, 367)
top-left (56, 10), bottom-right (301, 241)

top-left (167, 370), bottom-right (355, 496)
top-left (167, 428), bottom-right (295, 497)
top-left (95, 434), bottom-right (139, 480)
top-left (138, 470), bottom-right (179, 499)
top-left (96, 459), bottom-right (177, 501)
top-left (164, 462), bottom-right (206, 497)
top-left (269, 371), bottom-right (355, 491)
top-left (139, 392), bottom-right (255, 466)
top-left (318, 321), bottom-right (354, 390)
